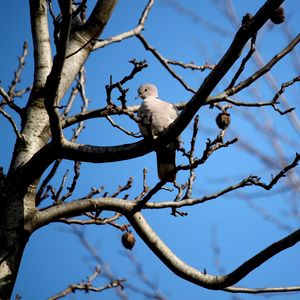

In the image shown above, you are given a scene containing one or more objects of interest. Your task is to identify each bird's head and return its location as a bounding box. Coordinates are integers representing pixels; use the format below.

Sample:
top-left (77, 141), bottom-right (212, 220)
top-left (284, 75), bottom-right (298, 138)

top-left (137, 83), bottom-right (158, 99)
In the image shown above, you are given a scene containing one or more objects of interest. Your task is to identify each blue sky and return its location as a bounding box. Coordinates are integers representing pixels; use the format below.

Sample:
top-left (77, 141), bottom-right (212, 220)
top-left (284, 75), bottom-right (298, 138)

top-left (1, 1), bottom-right (300, 299)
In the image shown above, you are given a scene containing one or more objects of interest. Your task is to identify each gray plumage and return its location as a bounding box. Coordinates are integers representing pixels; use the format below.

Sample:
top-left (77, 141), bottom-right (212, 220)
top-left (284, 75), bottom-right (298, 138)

top-left (137, 84), bottom-right (179, 182)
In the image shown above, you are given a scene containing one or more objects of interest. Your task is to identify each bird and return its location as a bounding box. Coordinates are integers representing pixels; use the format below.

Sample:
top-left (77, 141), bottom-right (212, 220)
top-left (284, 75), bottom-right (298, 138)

top-left (137, 83), bottom-right (179, 182)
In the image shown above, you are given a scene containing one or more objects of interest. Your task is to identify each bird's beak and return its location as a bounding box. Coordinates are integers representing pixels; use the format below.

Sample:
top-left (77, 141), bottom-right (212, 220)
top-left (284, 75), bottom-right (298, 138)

top-left (135, 93), bottom-right (141, 100)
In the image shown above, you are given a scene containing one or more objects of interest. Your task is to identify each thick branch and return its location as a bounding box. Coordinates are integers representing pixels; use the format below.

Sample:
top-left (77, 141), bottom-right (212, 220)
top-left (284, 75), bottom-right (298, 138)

top-left (44, 0), bottom-right (72, 143)
top-left (59, 138), bottom-right (151, 163)
top-left (29, 0), bottom-right (53, 92)
top-left (81, 0), bottom-right (118, 38)
top-left (127, 211), bottom-right (300, 289)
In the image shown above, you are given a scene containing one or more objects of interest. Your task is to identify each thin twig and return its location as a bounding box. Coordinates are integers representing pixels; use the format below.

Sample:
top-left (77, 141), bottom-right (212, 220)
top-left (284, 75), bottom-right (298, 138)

top-left (136, 34), bottom-right (196, 93)
top-left (226, 33), bottom-right (300, 96)
top-left (183, 115), bottom-right (199, 199)
top-left (226, 18), bottom-right (257, 90)
top-left (0, 109), bottom-right (22, 140)
top-left (124, 252), bottom-right (167, 300)
top-left (247, 153), bottom-right (300, 190)
top-left (135, 168), bottom-right (150, 201)
top-left (167, 60), bottom-right (215, 72)
top-left (8, 41), bottom-right (29, 99)
top-left (60, 161), bottom-right (81, 202)
top-left (111, 177), bottom-right (134, 198)
top-left (105, 115), bottom-right (142, 138)
top-left (59, 212), bottom-right (129, 231)
top-left (271, 75), bottom-right (300, 115)
top-left (93, 0), bottom-right (155, 50)
top-left (0, 86), bottom-right (23, 114)
top-left (48, 266), bottom-right (125, 300)
top-left (105, 59), bottom-right (148, 106)
top-left (71, 227), bottom-right (128, 300)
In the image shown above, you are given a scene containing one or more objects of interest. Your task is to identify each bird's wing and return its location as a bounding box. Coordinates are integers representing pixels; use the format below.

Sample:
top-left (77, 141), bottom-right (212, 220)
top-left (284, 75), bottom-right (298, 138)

top-left (138, 97), bottom-right (179, 137)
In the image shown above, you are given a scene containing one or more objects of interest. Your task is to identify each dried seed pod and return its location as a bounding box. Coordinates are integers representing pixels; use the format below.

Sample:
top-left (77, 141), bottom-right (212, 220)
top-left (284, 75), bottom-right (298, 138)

top-left (121, 231), bottom-right (136, 250)
top-left (215, 112), bottom-right (231, 130)
top-left (270, 7), bottom-right (285, 24)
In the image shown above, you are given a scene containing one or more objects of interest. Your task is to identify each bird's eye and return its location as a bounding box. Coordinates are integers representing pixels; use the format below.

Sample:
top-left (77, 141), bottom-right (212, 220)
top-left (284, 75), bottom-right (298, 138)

top-left (145, 88), bottom-right (148, 91)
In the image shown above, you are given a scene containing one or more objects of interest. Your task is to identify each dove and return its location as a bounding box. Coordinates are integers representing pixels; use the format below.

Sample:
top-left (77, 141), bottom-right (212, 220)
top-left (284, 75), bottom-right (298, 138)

top-left (137, 83), bottom-right (179, 182)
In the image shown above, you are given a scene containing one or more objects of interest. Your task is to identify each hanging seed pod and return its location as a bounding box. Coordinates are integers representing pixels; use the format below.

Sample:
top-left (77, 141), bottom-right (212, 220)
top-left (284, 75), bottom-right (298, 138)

top-left (121, 231), bottom-right (136, 250)
top-left (215, 112), bottom-right (231, 130)
top-left (270, 7), bottom-right (285, 24)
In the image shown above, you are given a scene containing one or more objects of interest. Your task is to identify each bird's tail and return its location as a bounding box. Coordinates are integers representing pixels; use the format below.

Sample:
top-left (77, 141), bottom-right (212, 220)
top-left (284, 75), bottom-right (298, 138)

top-left (156, 143), bottom-right (177, 182)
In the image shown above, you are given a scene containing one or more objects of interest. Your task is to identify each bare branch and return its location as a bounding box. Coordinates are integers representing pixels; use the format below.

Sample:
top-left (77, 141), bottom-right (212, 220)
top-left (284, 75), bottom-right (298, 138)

top-left (177, 133), bottom-right (238, 172)
top-left (148, 0), bottom-right (286, 152)
top-left (60, 161), bottom-right (81, 202)
top-left (36, 160), bottom-right (62, 205)
top-left (111, 177), bottom-right (134, 198)
top-left (183, 115), bottom-right (199, 199)
top-left (93, 0), bottom-right (155, 50)
top-left (0, 86), bottom-right (23, 114)
top-left (271, 75), bottom-right (300, 114)
top-left (33, 146), bottom-right (299, 231)
top-left (135, 168), bottom-right (150, 201)
top-left (70, 227), bottom-right (128, 300)
top-left (127, 211), bottom-right (300, 290)
top-left (62, 104), bottom-right (140, 128)
top-left (0, 109), bottom-right (22, 140)
top-left (226, 33), bottom-right (300, 96)
top-left (133, 180), bottom-right (167, 212)
top-left (105, 59), bottom-right (148, 107)
top-left (48, 266), bottom-right (125, 300)
top-left (161, 0), bottom-right (232, 36)
top-left (167, 60), bottom-right (215, 72)
top-left (224, 285), bottom-right (300, 294)
top-left (136, 34), bottom-right (196, 93)
top-left (248, 153), bottom-right (300, 190)
top-left (59, 212), bottom-right (129, 231)
top-left (125, 253), bottom-right (167, 300)
top-left (45, 0), bottom-right (73, 143)
top-left (29, 0), bottom-right (53, 91)
top-left (105, 115), bottom-right (141, 138)
top-left (13, 87), bottom-right (32, 98)
top-left (8, 41), bottom-right (29, 99)
top-left (226, 14), bottom-right (257, 90)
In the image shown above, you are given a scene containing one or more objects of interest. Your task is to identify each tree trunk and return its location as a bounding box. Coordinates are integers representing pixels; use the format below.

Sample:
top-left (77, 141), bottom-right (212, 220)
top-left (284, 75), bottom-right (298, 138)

top-left (0, 1), bottom-right (119, 297)
top-left (0, 183), bottom-right (36, 299)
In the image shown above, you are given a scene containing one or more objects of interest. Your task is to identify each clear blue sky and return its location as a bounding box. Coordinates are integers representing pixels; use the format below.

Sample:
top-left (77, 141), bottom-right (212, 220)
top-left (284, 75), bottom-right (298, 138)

top-left (1, 1), bottom-right (300, 299)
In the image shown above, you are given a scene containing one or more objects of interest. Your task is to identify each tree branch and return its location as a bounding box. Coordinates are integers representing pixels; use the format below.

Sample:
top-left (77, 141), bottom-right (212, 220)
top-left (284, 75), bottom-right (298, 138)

top-left (224, 285), bottom-right (300, 294)
top-left (225, 33), bottom-right (300, 96)
top-left (127, 211), bottom-right (300, 289)
top-left (147, 0), bottom-right (286, 152)
top-left (58, 0), bottom-right (284, 167)
top-left (0, 109), bottom-right (23, 140)
top-left (48, 265), bottom-right (125, 300)
top-left (29, 0), bottom-right (53, 92)
top-left (8, 41), bottom-right (29, 99)
top-left (80, 0), bottom-right (119, 38)
top-left (93, 0), bottom-right (155, 50)
top-left (44, 0), bottom-right (72, 144)
top-left (0, 86), bottom-right (23, 115)
top-left (136, 33), bottom-right (196, 93)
